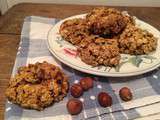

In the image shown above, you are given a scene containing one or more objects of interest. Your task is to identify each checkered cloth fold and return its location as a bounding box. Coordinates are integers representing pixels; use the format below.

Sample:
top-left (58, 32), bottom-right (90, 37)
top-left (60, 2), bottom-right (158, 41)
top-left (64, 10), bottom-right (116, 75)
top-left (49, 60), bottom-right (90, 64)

top-left (5, 16), bottom-right (160, 120)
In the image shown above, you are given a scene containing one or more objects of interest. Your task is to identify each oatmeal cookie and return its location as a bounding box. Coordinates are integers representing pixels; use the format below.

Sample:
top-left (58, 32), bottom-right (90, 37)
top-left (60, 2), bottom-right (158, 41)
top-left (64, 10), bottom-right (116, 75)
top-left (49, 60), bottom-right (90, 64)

top-left (78, 36), bottom-right (120, 66)
top-left (5, 61), bottom-right (69, 110)
top-left (59, 18), bottom-right (90, 45)
top-left (119, 24), bottom-right (157, 55)
top-left (86, 7), bottom-right (134, 36)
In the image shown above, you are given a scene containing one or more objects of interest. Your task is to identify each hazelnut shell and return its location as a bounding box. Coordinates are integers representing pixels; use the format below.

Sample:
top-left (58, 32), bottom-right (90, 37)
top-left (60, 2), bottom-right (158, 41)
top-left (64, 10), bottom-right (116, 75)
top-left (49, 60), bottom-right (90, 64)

top-left (119, 87), bottom-right (133, 102)
top-left (80, 77), bottom-right (94, 91)
top-left (66, 98), bottom-right (83, 115)
top-left (70, 84), bottom-right (83, 98)
top-left (98, 92), bottom-right (112, 107)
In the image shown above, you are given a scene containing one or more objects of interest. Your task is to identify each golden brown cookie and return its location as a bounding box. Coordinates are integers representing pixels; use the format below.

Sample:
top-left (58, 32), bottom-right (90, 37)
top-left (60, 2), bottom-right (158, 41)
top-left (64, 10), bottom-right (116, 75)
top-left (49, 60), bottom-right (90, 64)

top-left (119, 24), bottom-right (157, 55)
top-left (5, 61), bottom-right (69, 110)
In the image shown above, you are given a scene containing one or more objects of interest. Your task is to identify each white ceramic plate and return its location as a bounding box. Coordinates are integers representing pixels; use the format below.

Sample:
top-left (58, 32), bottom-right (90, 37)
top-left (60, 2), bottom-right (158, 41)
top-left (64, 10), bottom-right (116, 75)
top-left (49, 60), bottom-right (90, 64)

top-left (47, 14), bottom-right (160, 77)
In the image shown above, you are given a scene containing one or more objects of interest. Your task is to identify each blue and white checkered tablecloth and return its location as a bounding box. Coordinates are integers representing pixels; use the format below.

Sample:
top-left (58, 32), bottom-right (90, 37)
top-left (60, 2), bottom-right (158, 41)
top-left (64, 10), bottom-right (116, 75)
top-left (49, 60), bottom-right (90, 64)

top-left (5, 16), bottom-right (160, 120)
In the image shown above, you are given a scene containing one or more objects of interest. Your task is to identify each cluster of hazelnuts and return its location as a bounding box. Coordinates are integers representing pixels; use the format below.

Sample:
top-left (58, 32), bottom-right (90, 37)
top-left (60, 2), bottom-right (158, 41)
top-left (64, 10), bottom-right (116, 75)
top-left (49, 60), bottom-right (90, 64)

top-left (66, 77), bottom-right (133, 115)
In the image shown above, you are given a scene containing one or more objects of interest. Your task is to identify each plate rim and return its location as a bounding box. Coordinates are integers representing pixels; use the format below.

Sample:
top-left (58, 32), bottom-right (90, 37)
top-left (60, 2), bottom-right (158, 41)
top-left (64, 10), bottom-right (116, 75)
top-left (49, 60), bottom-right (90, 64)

top-left (47, 14), bottom-right (160, 77)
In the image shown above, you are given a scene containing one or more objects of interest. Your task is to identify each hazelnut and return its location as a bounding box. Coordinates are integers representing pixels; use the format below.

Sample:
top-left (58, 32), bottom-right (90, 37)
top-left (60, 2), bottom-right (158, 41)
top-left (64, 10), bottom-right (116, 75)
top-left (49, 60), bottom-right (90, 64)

top-left (80, 77), bottom-right (94, 91)
top-left (66, 98), bottom-right (83, 115)
top-left (70, 84), bottom-right (83, 98)
top-left (98, 92), bottom-right (112, 107)
top-left (119, 87), bottom-right (133, 102)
